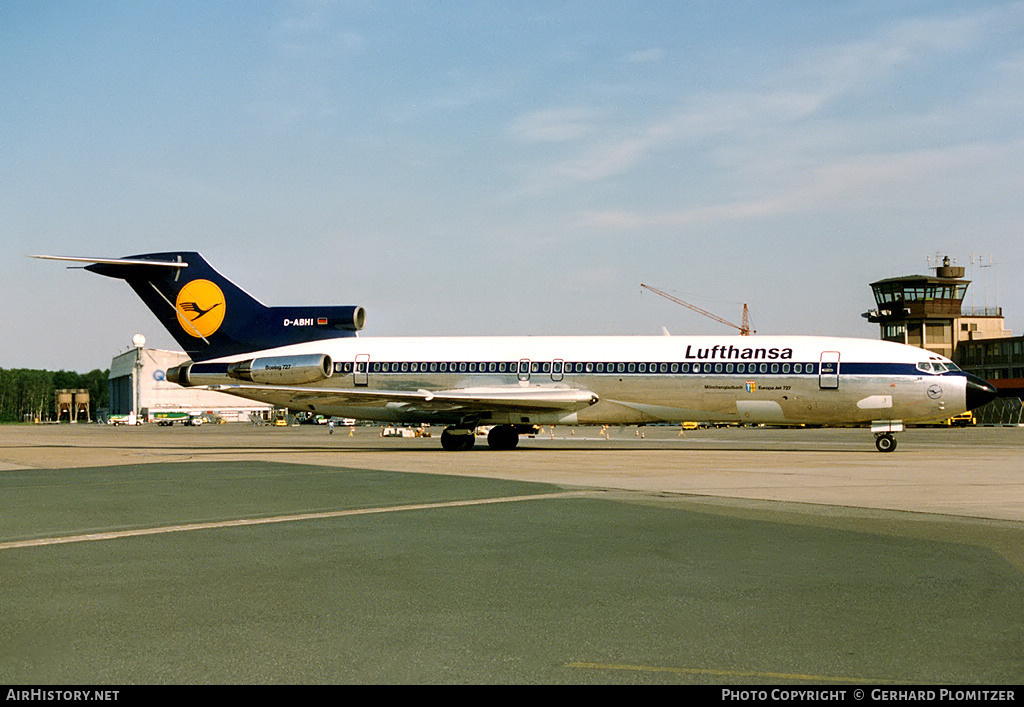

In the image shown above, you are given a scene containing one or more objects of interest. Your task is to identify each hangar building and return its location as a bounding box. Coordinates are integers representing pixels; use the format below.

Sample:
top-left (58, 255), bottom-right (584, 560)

top-left (108, 342), bottom-right (273, 422)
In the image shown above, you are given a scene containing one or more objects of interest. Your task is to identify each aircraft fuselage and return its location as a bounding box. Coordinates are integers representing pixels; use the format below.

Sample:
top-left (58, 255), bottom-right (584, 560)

top-left (178, 334), bottom-right (977, 429)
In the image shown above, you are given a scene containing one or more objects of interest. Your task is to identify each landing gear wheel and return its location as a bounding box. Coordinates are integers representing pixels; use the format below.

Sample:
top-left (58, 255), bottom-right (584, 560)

top-left (441, 427), bottom-right (476, 451)
top-left (874, 433), bottom-right (897, 453)
top-left (487, 425), bottom-right (519, 450)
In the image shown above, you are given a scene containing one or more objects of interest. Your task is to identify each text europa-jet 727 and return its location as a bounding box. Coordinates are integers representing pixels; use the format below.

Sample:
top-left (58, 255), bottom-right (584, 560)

top-left (33, 252), bottom-right (997, 452)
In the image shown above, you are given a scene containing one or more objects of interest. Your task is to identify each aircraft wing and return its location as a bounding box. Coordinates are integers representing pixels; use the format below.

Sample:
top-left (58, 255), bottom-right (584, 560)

top-left (204, 383), bottom-right (599, 414)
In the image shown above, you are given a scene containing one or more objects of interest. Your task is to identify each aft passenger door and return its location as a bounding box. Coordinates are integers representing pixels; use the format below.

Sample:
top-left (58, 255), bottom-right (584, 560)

top-left (819, 351), bottom-right (840, 390)
top-left (354, 354), bottom-right (370, 387)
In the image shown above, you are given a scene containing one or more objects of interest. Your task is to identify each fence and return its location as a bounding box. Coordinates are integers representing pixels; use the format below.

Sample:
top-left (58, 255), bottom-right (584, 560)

top-left (974, 397), bottom-right (1024, 426)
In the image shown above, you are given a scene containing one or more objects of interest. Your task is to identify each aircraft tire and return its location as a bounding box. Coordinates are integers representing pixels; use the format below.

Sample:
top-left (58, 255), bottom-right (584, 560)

top-left (487, 425), bottom-right (519, 450)
top-left (874, 433), bottom-right (897, 453)
top-left (441, 427), bottom-right (476, 451)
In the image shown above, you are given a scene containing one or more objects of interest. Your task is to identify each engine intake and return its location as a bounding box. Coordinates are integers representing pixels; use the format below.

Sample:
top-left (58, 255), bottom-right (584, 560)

top-left (166, 363), bottom-right (192, 386)
top-left (348, 307), bottom-right (366, 331)
top-left (228, 354), bottom-right (334, 385)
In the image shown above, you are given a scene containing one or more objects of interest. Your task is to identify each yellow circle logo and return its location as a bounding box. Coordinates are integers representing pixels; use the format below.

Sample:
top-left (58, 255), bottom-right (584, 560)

top-left (175, 279), bottom-right (226, 338)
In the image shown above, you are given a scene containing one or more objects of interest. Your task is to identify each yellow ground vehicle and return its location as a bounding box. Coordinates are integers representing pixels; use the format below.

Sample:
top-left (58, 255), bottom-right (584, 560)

top-left (947, 411), bottom-right (975, 426)
top-left (916, 411), bottom-right (975, 427)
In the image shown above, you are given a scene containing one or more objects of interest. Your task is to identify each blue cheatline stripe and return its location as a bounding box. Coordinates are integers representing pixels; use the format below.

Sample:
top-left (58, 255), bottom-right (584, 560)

top-left (189, 358), bottom-right (967, 380)
top-left (327, 360), bottom-right (953, 377)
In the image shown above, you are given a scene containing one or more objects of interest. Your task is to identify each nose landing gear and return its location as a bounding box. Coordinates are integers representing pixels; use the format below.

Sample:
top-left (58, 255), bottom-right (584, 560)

top-left (874, 433), bottom-right (897, 453)
top-left (871, 420), bottom-right (902, 453)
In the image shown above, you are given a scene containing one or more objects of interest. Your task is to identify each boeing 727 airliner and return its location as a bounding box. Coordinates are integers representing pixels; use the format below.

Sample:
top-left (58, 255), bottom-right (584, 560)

top-left (34, 252), bottom-right (997, 451)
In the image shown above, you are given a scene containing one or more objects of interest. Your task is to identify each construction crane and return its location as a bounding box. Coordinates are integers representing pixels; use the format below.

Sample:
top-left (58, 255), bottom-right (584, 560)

top-left (640, 283), bottom-right (755, 335)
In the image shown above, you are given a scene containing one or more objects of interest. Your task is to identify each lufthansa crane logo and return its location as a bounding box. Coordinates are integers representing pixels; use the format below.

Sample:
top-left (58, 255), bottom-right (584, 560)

top-left (175, 279), bottom-right (226, 338)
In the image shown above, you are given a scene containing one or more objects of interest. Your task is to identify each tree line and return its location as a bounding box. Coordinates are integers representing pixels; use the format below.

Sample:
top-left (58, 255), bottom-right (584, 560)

top-left (0, 368), bottom-right (109, 422)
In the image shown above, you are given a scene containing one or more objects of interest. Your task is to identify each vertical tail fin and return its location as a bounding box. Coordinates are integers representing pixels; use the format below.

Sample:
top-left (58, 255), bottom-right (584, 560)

top-left (35, 252), bottom-right (364, 360)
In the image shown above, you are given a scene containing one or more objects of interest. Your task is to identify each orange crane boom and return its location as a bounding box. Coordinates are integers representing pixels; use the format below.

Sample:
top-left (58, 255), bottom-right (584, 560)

top-left (641, 283), bottom-right (755, 335)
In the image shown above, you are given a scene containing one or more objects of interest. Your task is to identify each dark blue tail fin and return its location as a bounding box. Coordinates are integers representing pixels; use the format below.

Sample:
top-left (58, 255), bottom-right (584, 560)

top-left (82, 252), bottom-right (364, 361)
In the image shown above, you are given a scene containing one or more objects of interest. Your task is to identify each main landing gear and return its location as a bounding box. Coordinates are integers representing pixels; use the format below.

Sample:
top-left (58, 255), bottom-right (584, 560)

top-left (440, 424), bottom-right (522, 451)
top-left (485, 424), bottom-right (519, 450)
top-left (874, 433), bottom-right (897, 453)
top-left (440, 427), bottom-right (475, 451)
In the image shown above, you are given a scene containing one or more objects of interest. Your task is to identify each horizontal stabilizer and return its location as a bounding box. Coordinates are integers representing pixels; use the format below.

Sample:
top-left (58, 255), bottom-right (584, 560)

top-left (30, 254), bottom-right (187, 269)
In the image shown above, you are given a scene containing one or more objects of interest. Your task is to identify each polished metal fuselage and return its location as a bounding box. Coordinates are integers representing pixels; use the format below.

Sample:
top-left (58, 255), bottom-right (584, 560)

top-left (195, 335), bottom-right (969, 427)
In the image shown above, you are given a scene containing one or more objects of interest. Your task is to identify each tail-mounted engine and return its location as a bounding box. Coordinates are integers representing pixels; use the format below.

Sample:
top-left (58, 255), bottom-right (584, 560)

top-left (228, 354), bottom-right (334, 385)
top-left (169, 354), bottom-right (334, 387)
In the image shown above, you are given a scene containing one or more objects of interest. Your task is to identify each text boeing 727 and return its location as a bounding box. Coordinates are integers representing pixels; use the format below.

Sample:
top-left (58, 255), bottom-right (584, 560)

top-left (34, 252), bottom-right (997, 452)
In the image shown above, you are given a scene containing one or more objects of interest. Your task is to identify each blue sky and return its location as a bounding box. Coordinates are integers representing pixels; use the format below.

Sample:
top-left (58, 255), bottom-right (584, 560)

top-left (3, 1), bottom-right (1023, 370)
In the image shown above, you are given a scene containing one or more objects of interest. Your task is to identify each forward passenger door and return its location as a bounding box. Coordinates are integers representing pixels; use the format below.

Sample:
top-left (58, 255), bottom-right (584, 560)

top-left (819, 351), bottom-right (840, 390)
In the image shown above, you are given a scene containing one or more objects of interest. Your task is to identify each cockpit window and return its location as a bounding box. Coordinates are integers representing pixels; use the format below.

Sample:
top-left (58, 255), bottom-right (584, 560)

top-left (917, 360), bottom-right (955, 374)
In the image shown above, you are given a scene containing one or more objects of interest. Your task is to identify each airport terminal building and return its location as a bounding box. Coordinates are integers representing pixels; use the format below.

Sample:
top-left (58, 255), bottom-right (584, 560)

top-left (955, 336), bottom-right (1024, 397)
top-left (108, 344), bottom-right (272, 423)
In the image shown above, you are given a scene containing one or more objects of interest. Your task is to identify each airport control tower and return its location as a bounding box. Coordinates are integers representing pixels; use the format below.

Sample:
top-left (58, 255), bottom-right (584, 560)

top-left (863, 256), bottom-right (1010, 359)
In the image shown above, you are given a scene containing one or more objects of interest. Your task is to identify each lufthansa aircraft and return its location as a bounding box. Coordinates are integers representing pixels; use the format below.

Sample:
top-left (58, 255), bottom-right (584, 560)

top-left (34, 252), bottom-right (997, 452)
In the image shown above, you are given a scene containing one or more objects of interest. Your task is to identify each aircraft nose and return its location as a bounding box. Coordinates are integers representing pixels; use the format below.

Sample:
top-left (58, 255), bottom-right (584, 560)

top-left (965, 374), bottom-right (998, 411)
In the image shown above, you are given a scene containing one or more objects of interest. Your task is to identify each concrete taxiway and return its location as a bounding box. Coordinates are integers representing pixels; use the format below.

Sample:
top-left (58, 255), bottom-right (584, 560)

top-left (1, 423), bottom-right (1022, 683)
